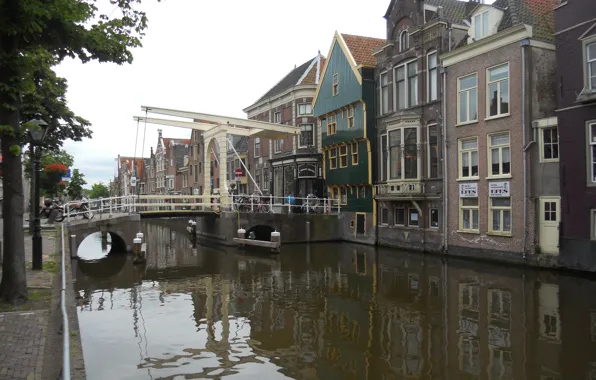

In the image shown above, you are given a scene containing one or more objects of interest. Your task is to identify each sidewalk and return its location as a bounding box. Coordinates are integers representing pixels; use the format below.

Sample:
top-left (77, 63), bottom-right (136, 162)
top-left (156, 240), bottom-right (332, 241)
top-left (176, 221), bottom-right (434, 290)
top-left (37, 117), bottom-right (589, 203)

top-left (0, 234), bottom-right (56, 380)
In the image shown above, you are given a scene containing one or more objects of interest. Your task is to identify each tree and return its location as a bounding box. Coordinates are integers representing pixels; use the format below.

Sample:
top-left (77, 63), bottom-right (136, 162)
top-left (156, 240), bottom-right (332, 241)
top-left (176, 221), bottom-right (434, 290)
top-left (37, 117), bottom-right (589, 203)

top-left (25, 149), bottom-right (74, 179)
top-left (0, 0), bottom-right (157, 304)
top-left (67, 169), bottom-right (86, 199)
top-left (89, 182), bottom-right (110, 199)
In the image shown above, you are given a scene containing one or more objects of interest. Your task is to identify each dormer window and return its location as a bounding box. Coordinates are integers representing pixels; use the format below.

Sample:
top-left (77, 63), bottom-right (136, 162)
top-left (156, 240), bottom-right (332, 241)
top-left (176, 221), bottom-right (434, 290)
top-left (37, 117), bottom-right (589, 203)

top-left (400, 30), bottom-right (410, 52)
top-left (424, 4), bottom-right (438, 23)
top-left (474, 11), bottom-right (489, 40)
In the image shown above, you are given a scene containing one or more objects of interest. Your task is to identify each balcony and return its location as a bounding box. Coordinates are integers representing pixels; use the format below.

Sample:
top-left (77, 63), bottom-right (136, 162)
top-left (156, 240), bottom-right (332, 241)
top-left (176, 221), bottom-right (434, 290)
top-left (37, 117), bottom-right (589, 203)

top-left (375, 181), bottom-right (425, 199)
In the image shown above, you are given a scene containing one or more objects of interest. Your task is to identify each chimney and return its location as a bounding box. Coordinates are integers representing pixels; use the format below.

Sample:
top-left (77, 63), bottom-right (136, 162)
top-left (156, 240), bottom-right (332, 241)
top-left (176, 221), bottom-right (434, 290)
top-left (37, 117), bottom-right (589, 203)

top-left (158, 129), bottom-right (163, 138)
top-left (150, 146), bottom-right (153, 155)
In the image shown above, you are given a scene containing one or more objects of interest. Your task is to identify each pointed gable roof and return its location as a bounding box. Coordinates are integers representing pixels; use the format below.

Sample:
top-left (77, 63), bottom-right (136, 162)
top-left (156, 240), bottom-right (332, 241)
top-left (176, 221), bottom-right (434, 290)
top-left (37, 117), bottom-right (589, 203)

top-left (340, 33), bottom-right (387, 67)
top-left (247, 53), bottom-right (326, 107)
top-left (385, 0), bottom-right (469, 24)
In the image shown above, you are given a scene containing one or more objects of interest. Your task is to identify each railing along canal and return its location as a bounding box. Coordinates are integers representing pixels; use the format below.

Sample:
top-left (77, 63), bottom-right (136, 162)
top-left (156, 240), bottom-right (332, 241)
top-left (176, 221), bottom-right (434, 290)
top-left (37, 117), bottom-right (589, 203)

top-left (63, 194), bottom-right (342, 221)
top-left (60, 223), bottom-right (71, 379)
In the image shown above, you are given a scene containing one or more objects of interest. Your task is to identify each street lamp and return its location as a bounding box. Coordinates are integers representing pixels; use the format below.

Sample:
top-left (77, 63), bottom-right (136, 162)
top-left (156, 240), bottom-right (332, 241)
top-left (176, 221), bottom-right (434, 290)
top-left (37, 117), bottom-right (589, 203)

top-left (28, 113), bottom-right (49, 271)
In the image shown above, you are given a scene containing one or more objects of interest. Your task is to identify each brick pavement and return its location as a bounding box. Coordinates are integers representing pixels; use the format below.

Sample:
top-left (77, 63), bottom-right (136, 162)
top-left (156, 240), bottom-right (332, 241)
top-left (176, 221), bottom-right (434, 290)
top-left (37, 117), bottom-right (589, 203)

top-left (0, 311), bottom-right (47, 380)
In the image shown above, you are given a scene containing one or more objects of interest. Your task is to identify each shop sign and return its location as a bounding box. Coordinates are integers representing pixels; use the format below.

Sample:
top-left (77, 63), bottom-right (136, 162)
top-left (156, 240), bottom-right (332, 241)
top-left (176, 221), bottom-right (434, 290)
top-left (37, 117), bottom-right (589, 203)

top-left (459, 183), bottom-right (478, 197)
top-left (489, 181), bottom-right (510, 197)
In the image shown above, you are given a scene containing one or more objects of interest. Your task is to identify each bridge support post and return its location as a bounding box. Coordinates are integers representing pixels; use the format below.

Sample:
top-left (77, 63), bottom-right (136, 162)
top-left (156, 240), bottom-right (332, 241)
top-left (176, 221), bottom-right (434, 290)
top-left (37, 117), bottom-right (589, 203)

top-left (70, 235), bottom-right (78, 259)
top-left (133, 237), bottom-right (146, 264)
top-left (270, 230), bottom-right (281, 253)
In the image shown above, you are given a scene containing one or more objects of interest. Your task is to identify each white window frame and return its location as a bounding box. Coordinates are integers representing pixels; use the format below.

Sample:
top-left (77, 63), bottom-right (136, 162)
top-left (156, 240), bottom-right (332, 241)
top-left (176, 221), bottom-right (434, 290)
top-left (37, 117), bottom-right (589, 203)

top-left (427, 51), bottom-right (438, 102)
top-left (394, 59), bottom-right (418, 110)
top-left (430, 207), bottom-right (439, 229)
top-left (473, 10), bottom-right (489, 40)
top-left (588, 121), bottom-right (596, 184)
top-left (457, 73), bottom-right (478, 124)
top-left (386, 126), bottom-right (421, 180)
top-left (584, 39), bottom-right (596, 90)
top-left (487, 132), bottom-right (511, 178)
top-left (380, 71), bottom-right (389, 115)
top-left (274, 138), bottom-right (283, 153)
top-left (399, 30), bottom-right (409, 52)
top-left (458, 137), bottom-right (479, 179)
top-left (347, 106), bottom-right (354, 128)
top-left (539, 126), bottom-right (559, 163)
top-left (298, 124), bottom-right (314, 148)
top-left (254, 137), bottom-right (261, 158)
top-left (459, 198), bottom-right (479, 233)
top-left (298, 103), bottom-right (312, 116)
top-left (486, 62), bottom-right (510, 118)
top-left (332, 73), bottom-right (339, 96)
top-left (427, 124), bottom-right (439, 179)
top-left (489, 197), bottom-right (512, 235)
top-left (274, 111), bottom-right (281, 123)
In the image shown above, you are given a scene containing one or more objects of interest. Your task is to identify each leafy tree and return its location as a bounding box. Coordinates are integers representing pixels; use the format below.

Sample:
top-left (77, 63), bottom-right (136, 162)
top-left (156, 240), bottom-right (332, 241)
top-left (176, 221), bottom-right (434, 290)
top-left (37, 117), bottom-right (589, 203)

top-left (24, 149), bottom-right (74, 179)
top-left (67, 169), bottom-right (86, 199)
top-left (89, 182), bottom-right (110, 199)
top-left (0, 0), bottom-right (157, 304)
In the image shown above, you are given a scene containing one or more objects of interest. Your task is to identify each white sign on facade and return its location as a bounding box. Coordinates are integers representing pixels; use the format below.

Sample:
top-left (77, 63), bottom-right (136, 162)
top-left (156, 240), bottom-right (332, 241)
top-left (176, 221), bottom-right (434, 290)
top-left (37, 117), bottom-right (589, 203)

top-left (193, 188), bottom-right (199, 195)
top-left (130, 177), bottom-right (137, 186)
top-left (459, 183), bottom-right (478, 197)
top-left (489, 181), bottom-right (510, 197)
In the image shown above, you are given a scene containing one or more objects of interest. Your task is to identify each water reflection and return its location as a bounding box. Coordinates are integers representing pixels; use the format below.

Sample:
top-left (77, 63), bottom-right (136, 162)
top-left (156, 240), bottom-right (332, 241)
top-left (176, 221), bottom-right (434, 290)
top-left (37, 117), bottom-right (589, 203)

top-left (75, 220), bottom-right (596, 380)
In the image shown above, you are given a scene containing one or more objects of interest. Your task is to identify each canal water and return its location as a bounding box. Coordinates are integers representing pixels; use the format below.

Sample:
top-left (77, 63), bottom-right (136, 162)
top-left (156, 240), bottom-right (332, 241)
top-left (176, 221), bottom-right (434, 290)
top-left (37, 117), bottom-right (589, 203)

top-left (74, 219), bottom-right (596, 380)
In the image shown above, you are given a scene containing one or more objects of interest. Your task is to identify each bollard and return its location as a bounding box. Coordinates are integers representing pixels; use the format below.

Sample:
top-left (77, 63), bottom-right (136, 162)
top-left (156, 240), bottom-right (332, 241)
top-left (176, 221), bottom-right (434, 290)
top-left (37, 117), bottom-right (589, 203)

top-left (70, 234), bottom-right (78, 258)
top-left (270, 230), bottom-right (281, 253)
top-left (306, 221), bottom-right (311, 242)
top-left (237, 228), bottom-right (246, 239)
top-left (136, 232), bottom-right (144, 243)
top-left (133, 237), bottom-right (143, 264)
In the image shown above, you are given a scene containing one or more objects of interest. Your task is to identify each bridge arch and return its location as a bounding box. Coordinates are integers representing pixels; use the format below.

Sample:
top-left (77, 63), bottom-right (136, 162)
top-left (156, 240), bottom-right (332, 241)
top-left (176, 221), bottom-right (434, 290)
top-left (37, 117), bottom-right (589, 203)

top-left (245, 225), bottom-right (275, 241)
top-left (77, 231), bottom-right (128, 258)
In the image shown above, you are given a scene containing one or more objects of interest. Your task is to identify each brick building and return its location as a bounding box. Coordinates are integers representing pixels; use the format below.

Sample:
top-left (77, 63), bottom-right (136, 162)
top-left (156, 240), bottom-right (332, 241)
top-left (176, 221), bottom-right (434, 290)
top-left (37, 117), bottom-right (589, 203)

top-left (243, 54), bottom-right (326, 198)
top-left (153, 129), bottom-right (190, 195)
top-left (374, 0), bottom-right (469, 252)
top-left (442, 0), bottom-right (558, 257)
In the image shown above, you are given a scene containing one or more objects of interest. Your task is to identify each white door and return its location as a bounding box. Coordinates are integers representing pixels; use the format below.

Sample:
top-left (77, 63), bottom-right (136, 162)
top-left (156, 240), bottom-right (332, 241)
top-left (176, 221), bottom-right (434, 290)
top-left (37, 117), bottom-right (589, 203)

top-left (539, 197), bottom-right (560, 254)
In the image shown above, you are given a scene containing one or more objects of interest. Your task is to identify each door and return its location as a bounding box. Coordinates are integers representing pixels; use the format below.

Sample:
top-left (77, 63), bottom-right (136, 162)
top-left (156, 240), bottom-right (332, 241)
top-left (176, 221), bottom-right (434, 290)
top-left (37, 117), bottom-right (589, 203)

top-left (539, 197), bottom-right (560, 254)
top-left (356, 213), bottom-right (366, 235)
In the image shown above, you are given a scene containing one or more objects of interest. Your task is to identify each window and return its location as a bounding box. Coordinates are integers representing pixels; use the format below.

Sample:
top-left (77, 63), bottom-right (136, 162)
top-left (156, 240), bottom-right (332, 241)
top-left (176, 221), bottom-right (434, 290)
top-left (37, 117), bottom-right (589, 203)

top-left (590, 123), bottom-right (596, 183)
top-left (254, 137), bottom-right (261, 157)
top-left (409, 209), bottom-right (419, 227)
top-left (274, 112), bottom-right (281, 123)
top-left (327, 114), bottom-right (336, 135)
top-left (339, 145), bottom-right (348, 168)
top-left (351, 142), bottom-right (358, 165)
top-left (340, 186), bottom-right (347, 205)
top-left (540, 126), bottom-right (559, 162)
top-left (394, 207), bottom-right (405, 225)
top-left (488, 133), bottom-right (510, 177)
top-left (380, 72), bottom-right (389, 114)
top-left (458, 73), bottom-right (478, 124)
top-left (263, 168), bottom-right (269, 190)
top-left (592, 210), bottom-right (596, 240)
top-left (474, 11), bottom-right (489, 40)
top-left (430, 208), bottom-right (439, 228)
top-left (400, 30), bottom-right (409, 51)
top-left (358, 186), bottom-right (366, 199)
top-left (347, 107), bottom-right (354, 128)
top-left (459, 138), bottom-right (479, 179)
top-left (588, 42), bottom-right (596, 90)
top-left (298, 103), bottom-right (312, 115)
top-left (380, 208), bottom-right (389, 225)
top-left (388, 127), bottom-right (419, 180)
top-left (332, 73), bottom-right (339, 96)
top-left (255, 169), bottom-right (261, 189)
top-left (428, 124), bottom-right (438, 178)
top-left (394, 60), bottom-right (418, 110)
top-left (380, 134), bottom-right (388, 181)
top-left (487, 63), bottom-right (510, 117)
top-left (275, 139), bottom-right (283, 153)
top-left (460, 198), bottom-right (479, 232)
top-left (427, 51), bottom-right (438, 101)
top-left (329, 148), bottom-right (337, 169)
top-left (299, 124), bottom-right (313, 147)
top-left (490, 197), bottom-right (512, 234)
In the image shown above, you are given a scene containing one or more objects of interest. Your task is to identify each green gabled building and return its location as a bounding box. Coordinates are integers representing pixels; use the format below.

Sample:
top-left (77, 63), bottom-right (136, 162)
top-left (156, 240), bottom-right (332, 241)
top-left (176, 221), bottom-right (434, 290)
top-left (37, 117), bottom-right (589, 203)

top-left (313, 31), bottom-right (386, 244)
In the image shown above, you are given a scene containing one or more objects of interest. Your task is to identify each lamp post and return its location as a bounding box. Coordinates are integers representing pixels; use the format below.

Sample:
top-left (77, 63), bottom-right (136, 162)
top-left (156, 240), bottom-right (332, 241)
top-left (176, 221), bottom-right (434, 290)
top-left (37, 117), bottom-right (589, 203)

top-left (28, 113), bottom-right (49, 271)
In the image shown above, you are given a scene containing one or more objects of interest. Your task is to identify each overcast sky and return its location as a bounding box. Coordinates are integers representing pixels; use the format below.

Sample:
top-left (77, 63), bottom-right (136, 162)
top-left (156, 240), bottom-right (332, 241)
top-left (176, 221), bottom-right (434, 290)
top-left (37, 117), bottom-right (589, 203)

top-left (55, 0), bottom-right (492, 188)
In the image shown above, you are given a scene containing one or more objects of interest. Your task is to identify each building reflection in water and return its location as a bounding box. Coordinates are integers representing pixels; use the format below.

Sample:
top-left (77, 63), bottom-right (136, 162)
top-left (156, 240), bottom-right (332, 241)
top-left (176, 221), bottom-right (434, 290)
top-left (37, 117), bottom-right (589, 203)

top-left (75, 220), bottom-right (596, 380)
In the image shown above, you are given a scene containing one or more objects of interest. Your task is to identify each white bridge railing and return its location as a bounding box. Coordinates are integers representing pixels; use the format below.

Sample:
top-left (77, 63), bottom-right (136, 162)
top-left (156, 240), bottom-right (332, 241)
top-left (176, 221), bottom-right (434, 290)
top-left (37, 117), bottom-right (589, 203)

top-left (63, 194), bottom-right (341, 221)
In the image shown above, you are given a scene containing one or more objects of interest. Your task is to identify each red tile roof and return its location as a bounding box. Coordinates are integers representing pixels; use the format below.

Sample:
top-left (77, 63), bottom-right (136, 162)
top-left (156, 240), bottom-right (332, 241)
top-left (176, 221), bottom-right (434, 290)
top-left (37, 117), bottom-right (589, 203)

top-left (340, 33), bottom-right (386, 67)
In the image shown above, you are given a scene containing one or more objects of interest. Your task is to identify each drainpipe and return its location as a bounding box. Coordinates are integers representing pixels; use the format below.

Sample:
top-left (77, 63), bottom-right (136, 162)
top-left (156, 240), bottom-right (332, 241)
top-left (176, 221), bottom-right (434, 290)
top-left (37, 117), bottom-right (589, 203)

top-left (521, 38), bottom-right (530, 259)
top-left (441, 65), bottom-right (449, 252)
top-left (448, 26), bottom-right (452, 52)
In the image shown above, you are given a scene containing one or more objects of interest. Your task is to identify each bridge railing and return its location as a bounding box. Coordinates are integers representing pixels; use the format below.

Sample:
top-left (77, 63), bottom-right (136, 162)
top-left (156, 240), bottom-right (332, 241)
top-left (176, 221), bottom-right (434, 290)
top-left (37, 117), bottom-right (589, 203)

top-left (131, 194), bottom-right (342, 215)
top-left (63, 195), bottom-right (137, 222)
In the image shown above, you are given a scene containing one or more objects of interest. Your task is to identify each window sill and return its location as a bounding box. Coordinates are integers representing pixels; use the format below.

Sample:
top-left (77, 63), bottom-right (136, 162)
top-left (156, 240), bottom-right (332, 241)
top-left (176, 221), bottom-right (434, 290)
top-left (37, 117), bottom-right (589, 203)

top-left (486, 174), bottom-right (512, 180)
top-left (487, 232), bottom-right (513, 237)
top-left (456, 120), bottom-right (479, 127)
top-left (456, 177), bottom-right (480, 182)
top-left (457, 230), bottom-right (480, 235)
top-left (539, 158), bottom-right (559, 164)
top-left (484, 113), bottom-right (511, 122)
